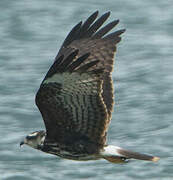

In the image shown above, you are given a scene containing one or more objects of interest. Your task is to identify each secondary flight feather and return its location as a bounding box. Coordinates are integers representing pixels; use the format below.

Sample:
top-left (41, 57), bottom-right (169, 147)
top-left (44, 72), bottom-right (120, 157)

top-left (20, 11), bottom-right (159, 163)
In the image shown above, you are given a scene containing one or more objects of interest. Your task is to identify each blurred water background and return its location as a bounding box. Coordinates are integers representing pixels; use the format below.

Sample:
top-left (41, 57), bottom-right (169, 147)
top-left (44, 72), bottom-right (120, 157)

top-left (0, 0), bottom-right (173, 179)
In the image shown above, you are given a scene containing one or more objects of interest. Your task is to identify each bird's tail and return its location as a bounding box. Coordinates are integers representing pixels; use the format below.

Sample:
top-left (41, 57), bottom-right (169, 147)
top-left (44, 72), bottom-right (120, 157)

top-left (101, 145), bottom-right (160, 163)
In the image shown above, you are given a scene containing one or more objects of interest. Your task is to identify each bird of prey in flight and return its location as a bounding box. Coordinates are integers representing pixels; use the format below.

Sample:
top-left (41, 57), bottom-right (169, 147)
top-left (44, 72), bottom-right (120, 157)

top-left (20, 11), bottom-right (159, 163)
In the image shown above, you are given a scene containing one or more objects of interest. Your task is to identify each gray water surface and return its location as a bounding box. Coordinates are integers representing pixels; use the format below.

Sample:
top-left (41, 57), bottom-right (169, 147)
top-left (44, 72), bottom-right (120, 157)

top-left (0, 0), bottom-right (173, 179)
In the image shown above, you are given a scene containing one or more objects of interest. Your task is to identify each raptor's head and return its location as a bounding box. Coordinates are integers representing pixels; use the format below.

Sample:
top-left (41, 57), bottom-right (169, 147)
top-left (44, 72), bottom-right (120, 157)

top-left (20, 130), bottom-right (46, 149)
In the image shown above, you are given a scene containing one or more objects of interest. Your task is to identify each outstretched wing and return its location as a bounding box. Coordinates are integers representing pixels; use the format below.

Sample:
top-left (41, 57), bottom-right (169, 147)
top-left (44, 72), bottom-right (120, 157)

top-left (56, 11), bottom-right (125, 116)
top-left (36, 11), bottom-right (125, 148)
top-left (36, 50), bottom-right (108, 148)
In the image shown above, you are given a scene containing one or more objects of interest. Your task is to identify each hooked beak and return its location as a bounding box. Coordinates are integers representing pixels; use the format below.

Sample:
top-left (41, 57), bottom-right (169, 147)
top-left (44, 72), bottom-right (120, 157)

top-left (20, 141), bottom-right (24, 147)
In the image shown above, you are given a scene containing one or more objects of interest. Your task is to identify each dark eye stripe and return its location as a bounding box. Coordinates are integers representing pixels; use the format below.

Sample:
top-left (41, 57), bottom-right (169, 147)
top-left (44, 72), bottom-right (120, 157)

top-left (26, 136), bottom-right (36, 140)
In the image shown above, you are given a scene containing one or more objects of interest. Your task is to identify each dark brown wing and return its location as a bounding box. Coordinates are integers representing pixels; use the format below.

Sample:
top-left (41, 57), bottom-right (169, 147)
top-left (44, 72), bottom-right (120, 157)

top-left (36, 11), bottom-right (125, 149)
top-left (36, 51), bottom-right (108, 147)
top-left (55, 11), bottom-right (125, 117)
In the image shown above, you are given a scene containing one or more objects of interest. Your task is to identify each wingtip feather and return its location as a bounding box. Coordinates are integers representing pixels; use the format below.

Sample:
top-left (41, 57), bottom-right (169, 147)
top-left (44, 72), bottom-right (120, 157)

top-left (93, 10), bottom-right (99, 15)
top-left (105, 11), bottom-right (111, 16)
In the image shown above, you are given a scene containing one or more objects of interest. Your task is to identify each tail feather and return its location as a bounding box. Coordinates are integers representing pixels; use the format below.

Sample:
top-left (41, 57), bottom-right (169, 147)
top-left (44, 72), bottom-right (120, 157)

top-left (101, 145), bottom-right (160, 163)
top-left (117, 148), bottom-right (160, 162)
top-left (103, 156), bottom-right (129, 163)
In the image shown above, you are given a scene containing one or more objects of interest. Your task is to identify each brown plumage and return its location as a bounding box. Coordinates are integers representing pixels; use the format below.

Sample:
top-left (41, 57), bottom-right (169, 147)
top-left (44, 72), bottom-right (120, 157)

top-left (36, 11), bottom-right (125, 153)
top-left (21, 11), bottom-right (159, 163)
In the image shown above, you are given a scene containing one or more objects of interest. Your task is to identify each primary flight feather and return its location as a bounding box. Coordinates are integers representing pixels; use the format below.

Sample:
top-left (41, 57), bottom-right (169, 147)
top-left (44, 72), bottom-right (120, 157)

top-left (20, 11), bottom-right (159, 163)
